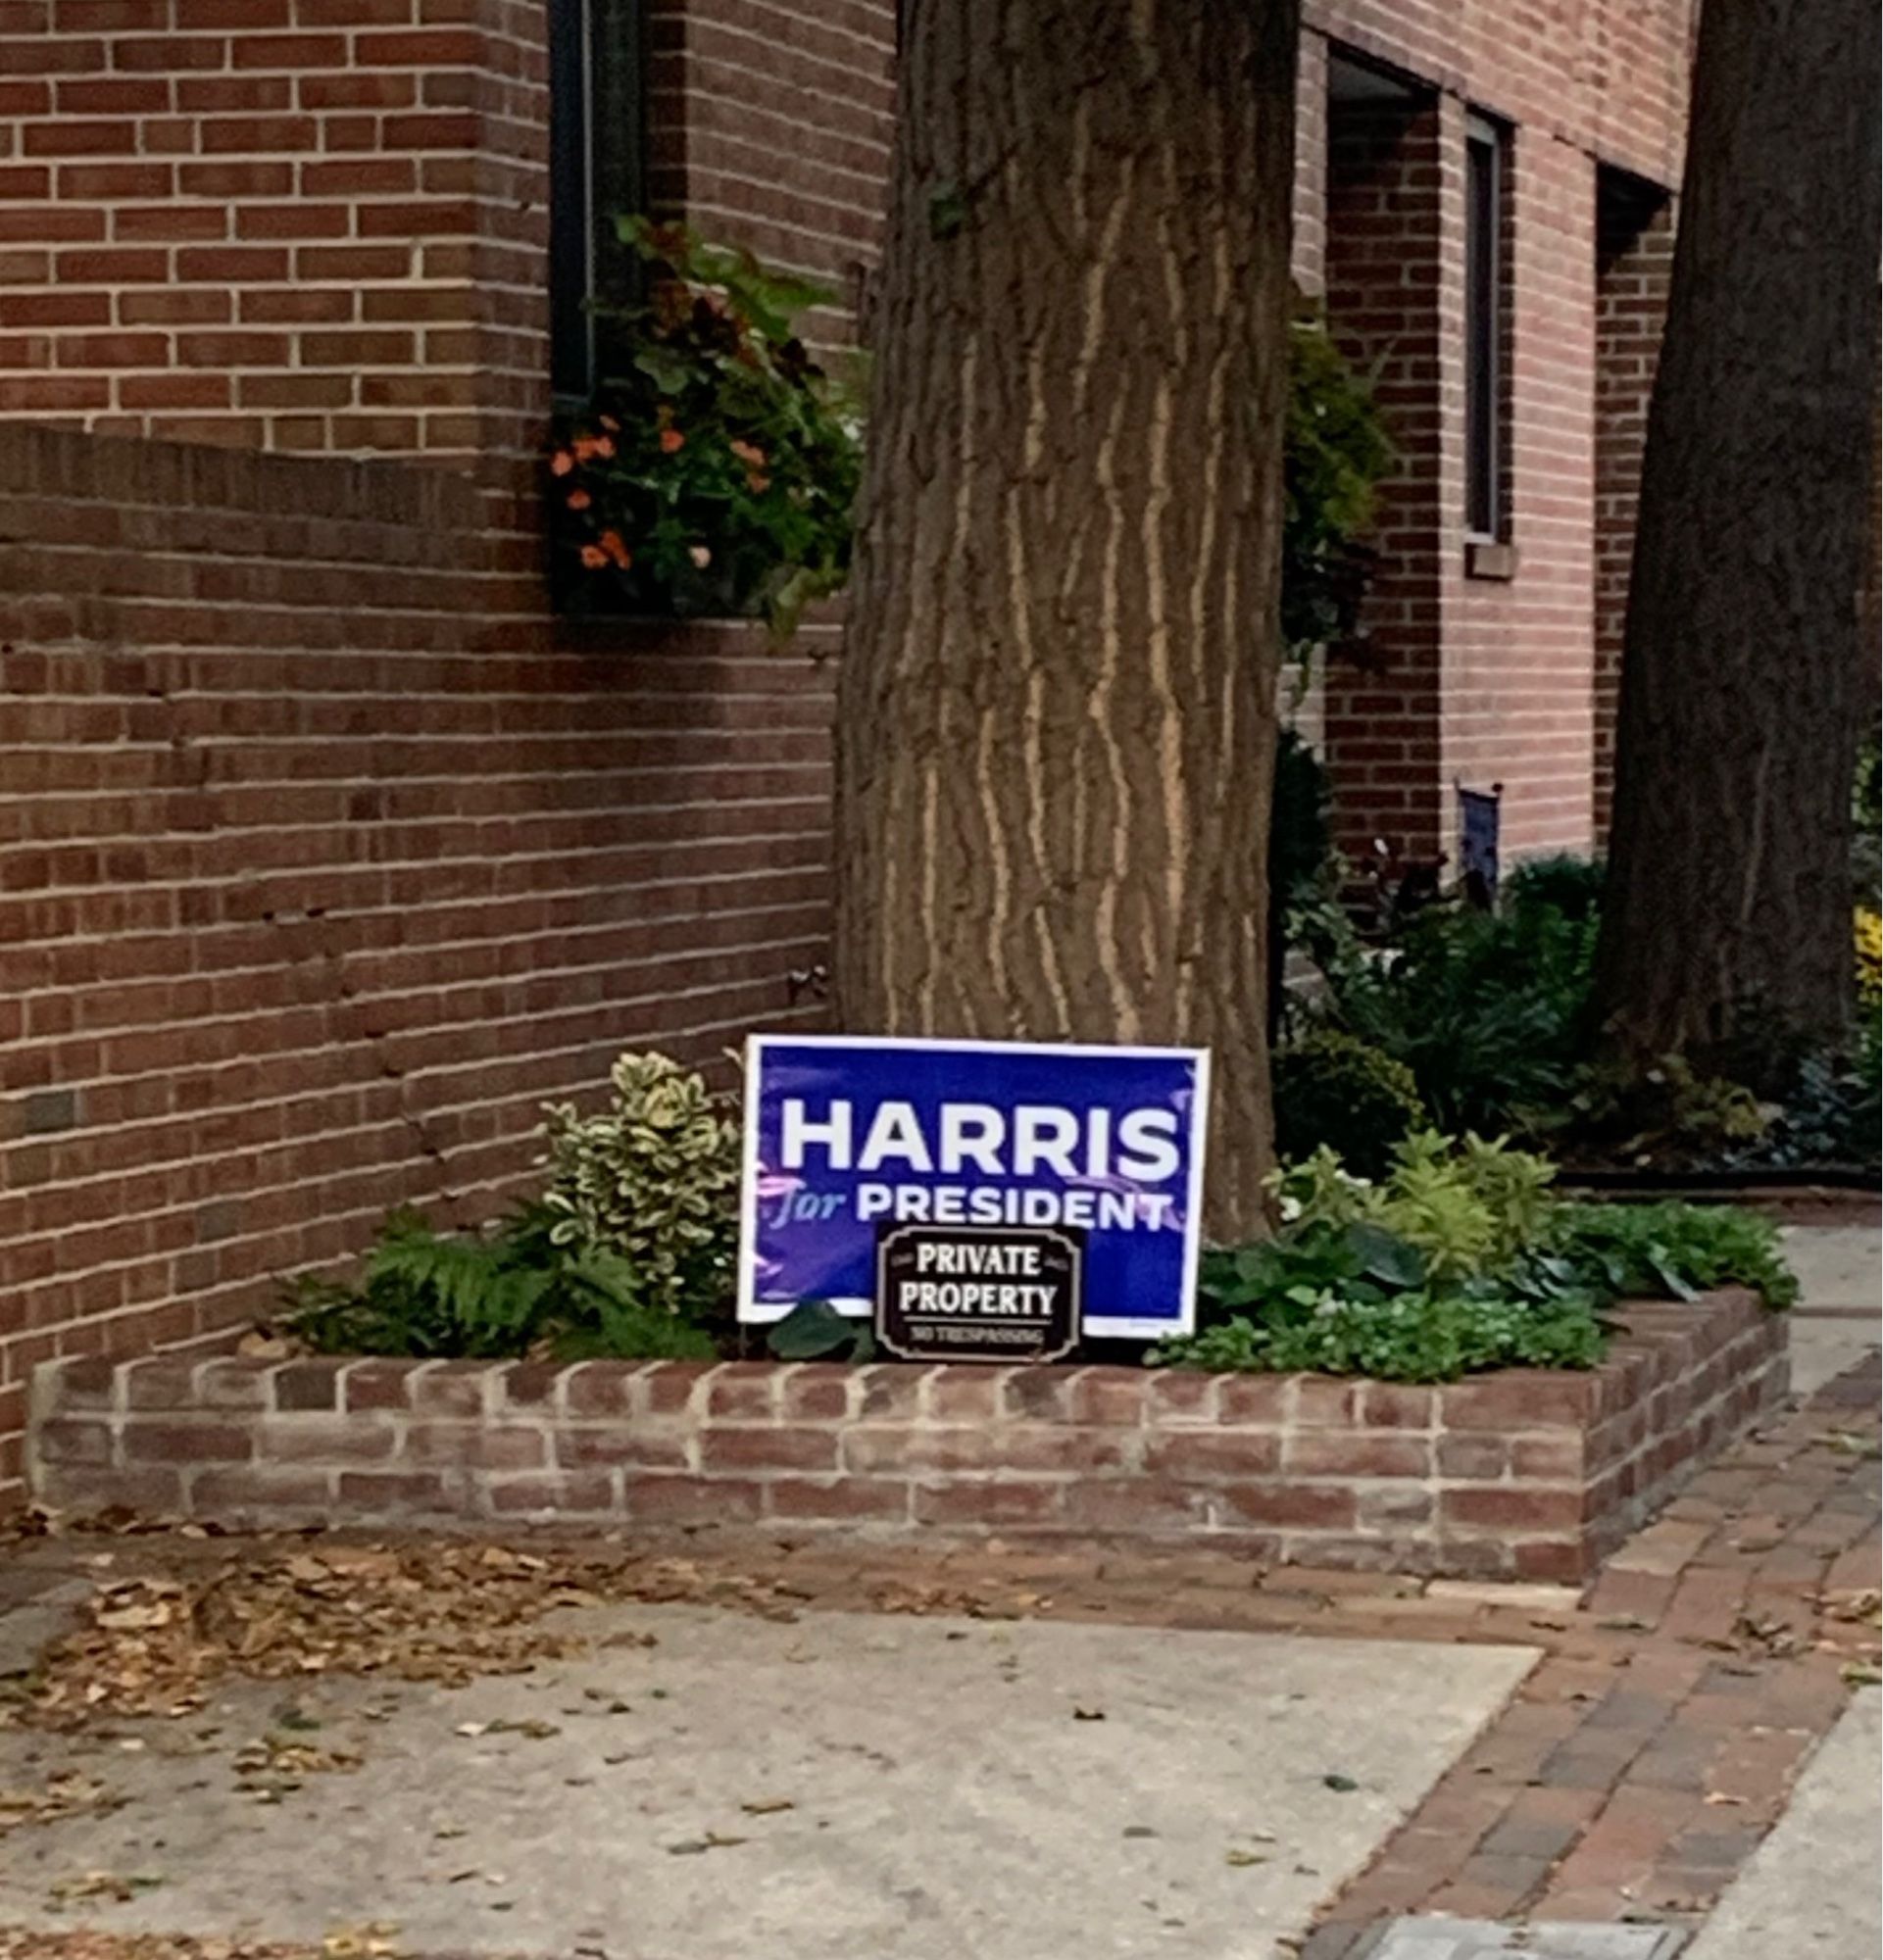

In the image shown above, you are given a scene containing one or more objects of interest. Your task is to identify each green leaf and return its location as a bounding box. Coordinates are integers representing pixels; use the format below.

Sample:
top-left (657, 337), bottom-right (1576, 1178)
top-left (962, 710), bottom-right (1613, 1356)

top-left (1344, 1221), bottom-right (1427, 1289)
top-left (630, 345), bottom-right (694, 394)
top-left (1646, 1252), bottom-right (1700, 1300)
top-left (927, 185), bottom-right (968, 240)
top-left (767, 1298), bottom-right (863, 1361)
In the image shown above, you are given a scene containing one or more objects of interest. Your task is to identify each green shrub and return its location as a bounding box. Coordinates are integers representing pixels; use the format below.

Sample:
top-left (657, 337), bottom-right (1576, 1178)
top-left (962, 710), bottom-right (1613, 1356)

top-left (1164, 1138), bottom-right (1793, 1383)
top-left (1553, 1053), bottom-right (1773, 1164)
top-left (1552, 1200), bottom-right (1798, 1308)
top-left (1165, 1290), bottom-right (1606, 1383)
top-left (1755, 1034), bottom-right (1879, 1169)
top-left (1167, 1133), bottom-right (1601, 1382)
top-left (282, 1049), bottom-right (741, 1360)
top-left (1282, 297), bottom-right (1396, 658)
top-left (281, 1206), bottom-right (718, 1361)
top-left (1278, 1129), bottom-right (1560, 1279)
top-left (1271, 1029), bottom-right (1425, 1178)
top-left (1313, 885), bottom-right (1600, 1137)
top-left (539, 1051), bottom-right (740, 1322)
top-left (1504, 853), bottom-right (1606, 924)
top-left (1286, 854), bottom-right (1872, 1172)
top-left (1854, 730), bottom-right (1880, 906)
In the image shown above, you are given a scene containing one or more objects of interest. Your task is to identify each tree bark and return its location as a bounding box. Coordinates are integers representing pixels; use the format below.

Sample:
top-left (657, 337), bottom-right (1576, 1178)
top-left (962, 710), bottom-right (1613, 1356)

top-left (1593, 0), bottom-right (1881, 1077)
top-left (833, 0), bottom-right (1299, 1237)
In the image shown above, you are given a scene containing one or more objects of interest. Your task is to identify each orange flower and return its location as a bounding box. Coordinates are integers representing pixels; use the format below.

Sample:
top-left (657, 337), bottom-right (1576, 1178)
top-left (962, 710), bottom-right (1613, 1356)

top-left (549, 449), bottom-right (574, 477)
top-left (745, 473), bottom-right (770, 495)
top-left (660, 427), bottom-right (686, 455)
top-left (599, 529), bottom-right (632, 569)
top-left (579, 544), bottom-right (608, 569)
top-left (728, 438), bottom-right (767, 468)
top-left (571, 433), bottom-right (616, 463)
top-left (566, 488), bottom-right (592, 511)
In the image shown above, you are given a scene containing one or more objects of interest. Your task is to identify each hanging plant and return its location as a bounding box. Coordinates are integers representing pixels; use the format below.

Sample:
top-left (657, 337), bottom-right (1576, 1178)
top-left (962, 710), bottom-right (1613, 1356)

top-left (1282, 291), bottom-right (1397, 659)
top-left (550, 218), bottom-right (865, 640)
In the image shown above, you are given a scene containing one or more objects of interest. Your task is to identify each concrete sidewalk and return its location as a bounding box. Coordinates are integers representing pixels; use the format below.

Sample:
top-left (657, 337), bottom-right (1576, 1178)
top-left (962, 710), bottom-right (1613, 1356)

top-left (0, 1607), bottom-right (1534, 1959)
top-left (1682, 1689), bottom-right (1881, 1960)
top-left (1779, 1225), bottom-right (1881, 1396)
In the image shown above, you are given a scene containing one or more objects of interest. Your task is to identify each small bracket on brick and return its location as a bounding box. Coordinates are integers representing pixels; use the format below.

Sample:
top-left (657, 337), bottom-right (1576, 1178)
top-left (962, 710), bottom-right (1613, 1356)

top-left (786, 962), bottom-right (830, 1005)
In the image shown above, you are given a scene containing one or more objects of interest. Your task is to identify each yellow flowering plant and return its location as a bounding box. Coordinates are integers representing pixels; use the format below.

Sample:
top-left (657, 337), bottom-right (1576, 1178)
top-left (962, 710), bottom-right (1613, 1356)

top-left (1857, 906), bottom-right (1881, 1001)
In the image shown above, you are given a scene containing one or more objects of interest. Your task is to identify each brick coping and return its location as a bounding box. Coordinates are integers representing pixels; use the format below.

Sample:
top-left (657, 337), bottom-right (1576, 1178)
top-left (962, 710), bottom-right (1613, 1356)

top-left (30, 1291), bottom-right (1787, 1584)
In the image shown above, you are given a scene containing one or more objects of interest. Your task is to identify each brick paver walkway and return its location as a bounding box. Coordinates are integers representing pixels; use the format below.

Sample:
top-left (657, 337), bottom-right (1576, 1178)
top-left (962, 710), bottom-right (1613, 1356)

top-left (542, 1355), bottom-right (1879, 1950)
top-left (1, 1354), bottom-right (1875, 1959)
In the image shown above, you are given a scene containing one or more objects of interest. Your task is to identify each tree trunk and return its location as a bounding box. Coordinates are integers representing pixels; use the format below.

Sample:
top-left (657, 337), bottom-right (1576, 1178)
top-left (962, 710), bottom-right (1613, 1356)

top-left (1593, 0), bottom-right (1881, 1078)
top-left (833, 0), bottom-right (1299, 1238)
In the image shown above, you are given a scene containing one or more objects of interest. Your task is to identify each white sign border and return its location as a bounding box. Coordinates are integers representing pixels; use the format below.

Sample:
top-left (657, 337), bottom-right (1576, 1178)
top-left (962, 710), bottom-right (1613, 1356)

top-left (738, 1032), bottom-right (1211, 1342)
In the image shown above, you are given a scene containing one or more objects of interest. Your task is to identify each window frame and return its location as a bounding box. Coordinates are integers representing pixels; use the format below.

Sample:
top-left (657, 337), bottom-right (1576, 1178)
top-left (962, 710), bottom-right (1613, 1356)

top-left (1463, 109), bottom-right (1510, 545)
top-left (549, 0), bottom-right (646, 407)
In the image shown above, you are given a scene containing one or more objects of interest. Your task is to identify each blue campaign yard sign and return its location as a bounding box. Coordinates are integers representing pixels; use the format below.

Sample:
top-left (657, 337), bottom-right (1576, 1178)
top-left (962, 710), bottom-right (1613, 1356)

top-left (739, 1035), bottom-right (1210, 1342)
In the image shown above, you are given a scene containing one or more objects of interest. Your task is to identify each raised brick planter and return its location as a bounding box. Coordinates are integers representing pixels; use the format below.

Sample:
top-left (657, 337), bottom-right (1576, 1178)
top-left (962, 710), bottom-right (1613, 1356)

top-left (28, 1292), bottom-right (1787, 1583)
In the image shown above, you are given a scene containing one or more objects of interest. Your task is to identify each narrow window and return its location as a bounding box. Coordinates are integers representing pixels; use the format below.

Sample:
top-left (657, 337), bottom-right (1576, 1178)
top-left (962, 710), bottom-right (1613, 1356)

top-left (1464, 111), bottom-right (1508, 540)
top-left (550, 0), bottom-right (645, 404)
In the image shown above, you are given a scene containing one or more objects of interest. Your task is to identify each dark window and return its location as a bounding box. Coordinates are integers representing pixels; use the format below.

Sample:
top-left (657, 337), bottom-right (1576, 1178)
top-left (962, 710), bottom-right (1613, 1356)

top-left (549, 0), bottom-right (645, 404)
top-left (1464, 111), bottom-right (1508, 540)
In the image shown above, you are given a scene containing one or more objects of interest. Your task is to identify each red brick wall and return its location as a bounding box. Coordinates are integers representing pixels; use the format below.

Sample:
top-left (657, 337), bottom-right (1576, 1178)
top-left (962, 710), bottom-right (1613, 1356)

top-left (1297, 4), bottom-right (1692, 863)
top-left (1305, 1), bottom-right (1691, 188)
top-left (0, 0), bottom-right (545, 459)
top-left (645, 0), bottom-right (894, 349)
top-left (1321, 92), bottom-right (1448, 863)
top-left (0, 0), bottom-right (895, 459)
top-left (1439, 117), bottom-right (1600, 860)
top-left (0, 420), bottom-right (836, 1500)
top-left (1291, 30), bottom-right (1329, 298)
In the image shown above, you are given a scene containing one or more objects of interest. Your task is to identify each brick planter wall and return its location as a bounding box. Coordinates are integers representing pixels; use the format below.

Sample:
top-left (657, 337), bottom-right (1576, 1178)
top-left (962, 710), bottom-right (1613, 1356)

top-left (30, 1292), bottom-right (1786, 1583)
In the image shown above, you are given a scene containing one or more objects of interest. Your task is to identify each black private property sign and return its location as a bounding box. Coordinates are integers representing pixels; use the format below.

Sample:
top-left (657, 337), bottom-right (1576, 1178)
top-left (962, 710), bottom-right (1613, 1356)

top-left (874, 1224), bottom-right (1083, 1363)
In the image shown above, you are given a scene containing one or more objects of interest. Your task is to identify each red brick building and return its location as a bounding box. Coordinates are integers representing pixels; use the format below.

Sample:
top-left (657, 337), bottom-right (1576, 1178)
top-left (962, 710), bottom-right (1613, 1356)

top-left (0, 0), bottom-right (1693, 1495)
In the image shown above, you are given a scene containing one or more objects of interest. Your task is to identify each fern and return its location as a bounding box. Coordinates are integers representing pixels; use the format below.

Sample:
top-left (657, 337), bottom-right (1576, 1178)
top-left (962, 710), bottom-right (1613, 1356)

top-left (282, 1202), bottom-right (726, 1360)
top-left (367, 1212), bottom-right (550, 1349)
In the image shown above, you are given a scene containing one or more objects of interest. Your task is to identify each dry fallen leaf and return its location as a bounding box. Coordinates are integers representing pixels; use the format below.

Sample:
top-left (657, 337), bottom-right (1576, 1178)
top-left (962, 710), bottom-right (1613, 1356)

top-left (232, 1734), bottom-right (363, 1788)
top-left (667, 1831), bottom-right (748, 1855)
top-left (47, 1870), bottom-right (166, 1907)
top-left (0, 1770), bottom-right (126, 1836)
top-left (320, 1926), bottom-right (399, 1959)
top-left (0, 1935), bottom-right (321, 1960)
top-left (4, 1545), bottom-right (800, 1733)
